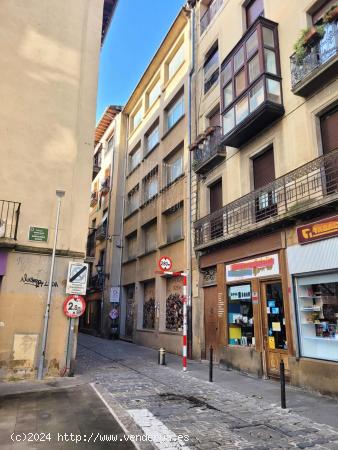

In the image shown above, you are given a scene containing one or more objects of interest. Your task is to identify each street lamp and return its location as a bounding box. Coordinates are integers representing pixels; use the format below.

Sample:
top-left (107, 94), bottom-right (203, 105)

top-left (37, 190), bottom-right (65, 380)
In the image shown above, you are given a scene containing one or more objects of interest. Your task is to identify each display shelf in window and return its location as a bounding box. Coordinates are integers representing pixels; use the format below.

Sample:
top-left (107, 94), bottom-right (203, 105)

top-left (228, 284), bottom-right (255, 347)
top-left (295, 274), bottom-right (338, 362)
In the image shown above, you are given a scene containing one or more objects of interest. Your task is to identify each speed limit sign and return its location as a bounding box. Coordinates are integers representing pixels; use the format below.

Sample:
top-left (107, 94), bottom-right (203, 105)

top-left (158, 256), bottom-right (172, 272)
top-left (63, 295), bottom-right (86, 318)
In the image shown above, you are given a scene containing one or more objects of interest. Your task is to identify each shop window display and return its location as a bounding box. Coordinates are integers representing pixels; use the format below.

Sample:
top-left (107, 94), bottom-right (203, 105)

top-left (296, 273), bottom-right (338, 361)
top-left (228, 284), bottom-right (254, 346)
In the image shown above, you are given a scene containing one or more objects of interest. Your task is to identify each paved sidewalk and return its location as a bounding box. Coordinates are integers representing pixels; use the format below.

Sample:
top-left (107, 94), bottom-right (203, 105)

top-left (75, 334), bottom-right (338, 449)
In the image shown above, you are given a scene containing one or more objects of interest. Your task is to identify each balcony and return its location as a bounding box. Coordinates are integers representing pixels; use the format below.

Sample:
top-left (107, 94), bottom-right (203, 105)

top-left (194, 148), bottom-right (338, 250)
top-left (192, 127), bottom-right (226, 174)
top-left (86, 228), bottom-right (96, 259)
top-left (0, 200), bottom-right (21, 243)
top-left (290, 21), bottom-right (338, 97)
top-left (92, 163), bottom-right (101, 181)
top-left (90, 191), bottom-right (98, 207)
top-left (95, 221), bottom-right (107, 241)
top-left (200, 0), bottom-right (223, 35)
top-left (220, 17), bottom-right (284, 148)
top-left (87, 274), bottom-right (103, 292)
top-left (100, 176), bottom-right (110, 195)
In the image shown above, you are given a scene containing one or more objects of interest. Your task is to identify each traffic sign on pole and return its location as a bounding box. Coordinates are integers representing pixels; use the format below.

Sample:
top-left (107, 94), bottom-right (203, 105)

top-left (158, 256), bottom-right (172, 272)
top-left (66, 262), bottom-right (88, 295)
top-left (63, 295), bottom-right (86, 318)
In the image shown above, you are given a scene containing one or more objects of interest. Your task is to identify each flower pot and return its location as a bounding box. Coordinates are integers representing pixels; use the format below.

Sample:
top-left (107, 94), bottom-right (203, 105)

top-left (304, 26), bottom-right (320, 45)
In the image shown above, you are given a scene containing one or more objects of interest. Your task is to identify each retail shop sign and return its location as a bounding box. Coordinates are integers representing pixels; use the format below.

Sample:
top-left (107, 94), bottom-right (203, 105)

top-left (226, 254), bottom-right (279, 282)
top-left (297, 215), bottom-right (338, 245)
top-left (28, 226), bottom-right (48, 242)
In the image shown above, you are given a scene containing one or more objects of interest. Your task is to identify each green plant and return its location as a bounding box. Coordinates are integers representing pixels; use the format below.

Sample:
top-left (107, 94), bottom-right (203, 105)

top-left (323, 3), bottom-right (338, 23)
top-left (293, 25), bottom-right (326, 63)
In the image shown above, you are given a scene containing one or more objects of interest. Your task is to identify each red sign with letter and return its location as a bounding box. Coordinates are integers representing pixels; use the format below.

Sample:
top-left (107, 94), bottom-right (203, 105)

top-left (63, 295), bottom-right (86, 318)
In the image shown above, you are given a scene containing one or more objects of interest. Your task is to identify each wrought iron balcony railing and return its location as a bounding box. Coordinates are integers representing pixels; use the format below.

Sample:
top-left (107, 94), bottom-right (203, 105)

top-left (192, 127), bottom-right (226, 174)
top-left (90, 191), bottom-right (98, 207)
top-left (0, 200), bottom-right (21, 241)
top-left (194, 149), bottom-right (338, 249)
top-left (95, 222), bottom-right (107, 241)
top-left (290, 21), bottom-right (338, 96)
top-left (200, 0), bottom-right (223, 35)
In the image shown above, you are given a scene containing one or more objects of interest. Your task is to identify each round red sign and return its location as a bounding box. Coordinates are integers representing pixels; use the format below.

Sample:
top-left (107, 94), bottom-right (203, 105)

top-left (158, 256), bottom-right (172, 272)
top-left (63, 295), bottom-right (86, 318)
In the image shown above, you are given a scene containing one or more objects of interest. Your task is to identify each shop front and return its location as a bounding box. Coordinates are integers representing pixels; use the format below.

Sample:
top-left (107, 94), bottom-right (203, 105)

top-left (200, 232), bottom-right (293, 378)
top-left (79, 291), bottom-right (101, 336)
top-left (286, 215), bottom-right (338, 395)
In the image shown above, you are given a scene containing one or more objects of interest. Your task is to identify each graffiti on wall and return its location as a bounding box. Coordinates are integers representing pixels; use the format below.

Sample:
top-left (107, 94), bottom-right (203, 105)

top-left (20, 273), bottom-right (59, 289)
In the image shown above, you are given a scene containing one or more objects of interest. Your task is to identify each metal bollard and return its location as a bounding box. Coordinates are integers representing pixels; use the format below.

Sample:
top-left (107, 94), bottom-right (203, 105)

top-left (209, 346), bottom-right (213, 382)
top-left (280, 359), bottom-right (286, 409)
top-left (159, 347), bottom-right (166, 366)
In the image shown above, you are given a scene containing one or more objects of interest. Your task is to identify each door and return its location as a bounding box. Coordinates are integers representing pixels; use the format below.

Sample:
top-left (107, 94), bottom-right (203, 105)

top-left (253, 148), bottom-right (277, 222)
top-left (125, 285), bottom-right (135, 340)
top-left (321, 106), bottom-right (338, 194)
top-left (261, 280), bottom-right (289, 378)
top-left (209, 180), bottom-right (223, 240)
top-left (204, 286), bottom-right (218, 361)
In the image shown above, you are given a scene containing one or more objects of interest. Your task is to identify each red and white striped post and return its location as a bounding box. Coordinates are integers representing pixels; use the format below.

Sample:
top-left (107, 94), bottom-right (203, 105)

top-left (159, 269), bottom-right (188, 372)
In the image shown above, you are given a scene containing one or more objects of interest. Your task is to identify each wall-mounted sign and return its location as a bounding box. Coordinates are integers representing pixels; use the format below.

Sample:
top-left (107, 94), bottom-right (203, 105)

top-left (110, 286), bottom-right (120, 303)
top-left (228, 284), bottom-right (251, 301)
top-left (297, 215), bottom-right (338, 245)
top-left (226, 254), bottom-right (279, 282)
top-left (28, 226), bottom-right (48, 242)
top-left (158, 256), bottom-right (172, 272)
top-left (66, 262), bottom-right (88, 295)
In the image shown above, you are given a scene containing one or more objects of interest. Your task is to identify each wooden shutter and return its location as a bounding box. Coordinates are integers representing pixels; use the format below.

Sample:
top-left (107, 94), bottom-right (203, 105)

top-left (321, 106), bottom-right (338, 154)
top-left (312, 0), bottom-right (336, 24)
top-left (209, 108), bottom-right (220, 127)
top-left (209, 180), bottom-right (223, 212)
top-left (253, 148), bottom-right (275, 189)
top-left (246, 0), bottom-right (264, 28)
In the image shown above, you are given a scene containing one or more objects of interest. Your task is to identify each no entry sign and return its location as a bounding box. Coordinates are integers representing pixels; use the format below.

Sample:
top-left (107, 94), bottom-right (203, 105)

top-left (158, 256), bottom-right (172, 272)
top-left (63, 295), bottom-right (86, 318)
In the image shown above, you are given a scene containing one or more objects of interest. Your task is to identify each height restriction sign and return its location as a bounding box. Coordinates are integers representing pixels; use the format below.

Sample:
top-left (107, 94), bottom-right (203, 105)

top-left (63, 295), bottom-right (86, 318)
top-left (158, 256), bottom-right (172, 272)
top-left (66, 262), bottom-right (88, 295)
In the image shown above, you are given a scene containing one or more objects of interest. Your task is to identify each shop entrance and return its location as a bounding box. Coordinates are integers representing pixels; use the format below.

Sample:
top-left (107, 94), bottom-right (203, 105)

top-left (204, 286), bottom-right (218, 361)
top-left (125, 285), bottom-right (135, 340)
top-left (261, 280), bottom-right (289, 378)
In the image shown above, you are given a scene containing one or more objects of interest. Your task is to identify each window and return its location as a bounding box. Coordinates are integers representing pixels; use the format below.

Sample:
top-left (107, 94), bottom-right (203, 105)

top-left (204, 44), bottom-right (219, 93)
top-left (295, 273), bottom-right (338, 362)
top-left (312, 0), bottom-right (337, 24)
top-left (132, 107), bottom-right (142, 130)
top-left (164, 148), bottom-right (183, 186)
top-left (147, 80), bottom-right (161, 108)
top-left (143, 168), bottom-right (158, 202)
top-left (246, 0), bottom-right (264, 28)
top-left (129, 144), bottom-right (141, 173)
top-left (167, 94), bottom-right (184, 130)
top-left (145, 123), bottom-right (159, 155)
top-left (208, 107), bottom-right (221, 127)
top-left (143, 280), bottom-right (156, 330)
top-left (105, 136), bottom-right (114, 155)
top-left (168, 45), bottom-right (184, 79)
top-left (94, 148), bottom-right (102, 168)
top-left (127, 185), bottom-right (139, 215)
top-left (166, 206), bottom-right (183, 243)
top-left (144, 221), bottom-right (157, 253)
top-left (228, 284), bottom-right (254, 347)
top-left (253, 147), bottom-right (277, 221)
top-left (126, 232), bottom-right (137, 259)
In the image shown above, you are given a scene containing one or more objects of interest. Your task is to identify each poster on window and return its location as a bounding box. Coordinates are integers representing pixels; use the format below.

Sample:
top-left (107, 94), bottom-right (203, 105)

top-left (226, 254), bottom-right (279, 282)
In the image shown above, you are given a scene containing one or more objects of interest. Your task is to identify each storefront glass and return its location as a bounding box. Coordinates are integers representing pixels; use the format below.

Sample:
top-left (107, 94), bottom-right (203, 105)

top-left (264, 282), bottom-right (287, 350)
top-left (228, 284), bottom-right (254, 346)
top-left (295, 272), bottom-right (338, 361)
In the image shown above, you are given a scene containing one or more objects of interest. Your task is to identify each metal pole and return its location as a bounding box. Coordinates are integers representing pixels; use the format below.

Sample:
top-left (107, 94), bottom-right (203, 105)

top-left (182, 274), bottom-right (187, 372)
top-left (280, 359), bottom-right (286, 409)
top-left (37, 190), bottom-right (65, 380)
top-left (209, 346), bottom-right (213, 382)
top-left (65, 318), bottom-right (75, 376)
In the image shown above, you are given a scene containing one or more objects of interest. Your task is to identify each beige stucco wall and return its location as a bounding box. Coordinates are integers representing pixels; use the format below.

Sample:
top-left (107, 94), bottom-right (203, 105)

top-left (0, 0), bottom-right (105, 377)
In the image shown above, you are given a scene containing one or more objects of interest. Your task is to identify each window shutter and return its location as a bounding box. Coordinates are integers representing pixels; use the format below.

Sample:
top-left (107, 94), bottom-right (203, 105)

top-left (246, 0), bottom-right (264, 28)
top-left (321, 106), bottom-right (338, 154)
top-left (253, 148), bottom-right (275, 189)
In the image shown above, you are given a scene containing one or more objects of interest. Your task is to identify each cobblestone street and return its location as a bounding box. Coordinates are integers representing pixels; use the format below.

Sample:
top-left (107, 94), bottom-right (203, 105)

top-left (76, 334), bottom-right (338, 450)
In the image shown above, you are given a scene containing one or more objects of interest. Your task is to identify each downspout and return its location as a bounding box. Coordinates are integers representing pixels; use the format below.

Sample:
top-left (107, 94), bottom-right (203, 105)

top-left (117, 113), bottom-right (129, 337)
top-left (187, 2), bottom-right (195, 359)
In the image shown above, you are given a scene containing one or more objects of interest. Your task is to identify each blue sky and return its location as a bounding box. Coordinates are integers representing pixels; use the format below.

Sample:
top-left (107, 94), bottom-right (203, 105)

top-left (96, 0), bottom-right (185, 121)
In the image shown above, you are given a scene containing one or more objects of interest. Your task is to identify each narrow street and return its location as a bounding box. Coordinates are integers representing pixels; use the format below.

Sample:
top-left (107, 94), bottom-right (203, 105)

top-left (3, 335), bottom-right (338, 449)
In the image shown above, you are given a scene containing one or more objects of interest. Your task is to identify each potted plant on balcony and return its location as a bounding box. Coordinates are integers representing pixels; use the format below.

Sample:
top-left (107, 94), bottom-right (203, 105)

top-left (323, 4), bottom-right (338, 23)
top-left (293, 24), bottom-right (326, 62)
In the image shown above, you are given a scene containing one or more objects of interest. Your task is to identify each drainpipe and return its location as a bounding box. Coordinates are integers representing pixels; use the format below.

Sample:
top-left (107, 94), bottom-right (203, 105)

top-left (186, 2), bottom-right (195, 359)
